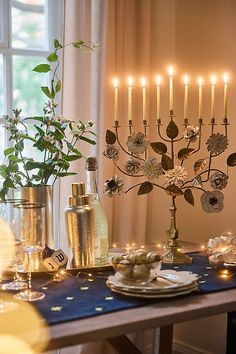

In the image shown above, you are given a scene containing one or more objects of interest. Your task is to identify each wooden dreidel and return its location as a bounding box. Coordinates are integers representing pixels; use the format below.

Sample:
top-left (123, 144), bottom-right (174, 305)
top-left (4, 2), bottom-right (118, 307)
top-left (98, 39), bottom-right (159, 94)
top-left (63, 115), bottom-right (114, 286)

top-left (43, 257), bottom-right (59, 271)
top-left (51, 249), bottom-right (68, 268)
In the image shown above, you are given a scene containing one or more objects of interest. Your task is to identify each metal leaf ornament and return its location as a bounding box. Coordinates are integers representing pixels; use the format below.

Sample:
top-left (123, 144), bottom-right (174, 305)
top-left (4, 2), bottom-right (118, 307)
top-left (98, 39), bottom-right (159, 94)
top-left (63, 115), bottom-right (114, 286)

top-left (161, 154), bottom-right (174, 171)
top-left (150, 142), bottom-right (167, 155)
top-left (106, 130), bottom-right (116, 145)
top-left (194, 159), bottom-right (207, 175)
top-left (138, 182), bottom-right (153, 195)
top-left (227, 153), bottom-right (236, 167)
top-left (184, 189), bottom-right (194, 206)
top-left (166, 120), bottom-right (179, 139)
top-left (192, 175), bottom-right (203, 188)
top-left (178, 148), bottom-right (195, 161)
top-left (166, 184), bottom-right (183, 197)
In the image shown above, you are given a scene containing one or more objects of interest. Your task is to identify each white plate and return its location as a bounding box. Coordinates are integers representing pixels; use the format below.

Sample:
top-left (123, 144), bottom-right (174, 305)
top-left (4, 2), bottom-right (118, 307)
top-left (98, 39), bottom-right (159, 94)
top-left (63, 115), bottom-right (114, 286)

top-left (107, 279), bottom-right (198, 295)
top-left (107, 270), bottom-right (198, 293)
top-left (107, 283), bottom-right (199, 299)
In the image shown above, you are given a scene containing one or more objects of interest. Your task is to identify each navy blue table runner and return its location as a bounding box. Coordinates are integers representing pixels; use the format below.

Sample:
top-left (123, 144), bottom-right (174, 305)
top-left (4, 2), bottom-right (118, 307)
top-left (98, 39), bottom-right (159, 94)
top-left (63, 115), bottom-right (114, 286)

top-left (30, 252), bottom-right (236, 325)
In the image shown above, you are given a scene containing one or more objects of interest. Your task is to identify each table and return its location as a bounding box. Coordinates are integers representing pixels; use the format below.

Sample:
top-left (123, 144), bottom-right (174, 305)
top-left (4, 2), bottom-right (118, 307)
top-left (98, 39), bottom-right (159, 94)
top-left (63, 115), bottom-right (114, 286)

top-left (46, 287), bottom-right (236, 354)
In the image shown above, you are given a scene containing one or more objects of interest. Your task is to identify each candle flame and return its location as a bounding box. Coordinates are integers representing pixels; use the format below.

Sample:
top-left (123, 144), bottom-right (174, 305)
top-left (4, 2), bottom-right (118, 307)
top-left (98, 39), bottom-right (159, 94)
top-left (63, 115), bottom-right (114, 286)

top-left (141, 77), bottom-right (146, 87)
top-left (184, 75), bottom-right (189, 85)
top-left (113, 78), bottom-right (119, 88)
top-left (168, 66), bottom-right (174, 76)
top-left (198, 76), bottom-right (203, 86)
top-left (156, 75), bottom-right (161, 85)
top-left (128, 77), bottom-right (133, 86)
top-left (223, 73), bottom-right (228, 84)
top-left (211, 75), bottom-right (217, 85)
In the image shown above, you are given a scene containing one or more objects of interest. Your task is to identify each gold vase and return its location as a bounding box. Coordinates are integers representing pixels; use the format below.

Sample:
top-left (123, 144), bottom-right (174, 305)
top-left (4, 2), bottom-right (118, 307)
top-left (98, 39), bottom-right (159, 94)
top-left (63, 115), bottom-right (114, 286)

top-left (13, 185), bottom-right (54, 248)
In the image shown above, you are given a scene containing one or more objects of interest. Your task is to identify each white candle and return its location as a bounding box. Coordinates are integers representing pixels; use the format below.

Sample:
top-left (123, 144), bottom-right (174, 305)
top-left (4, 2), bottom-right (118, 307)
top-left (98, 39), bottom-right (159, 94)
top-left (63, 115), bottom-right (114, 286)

top-left (184, 75), bottom-right (189, 119)
top-left (223, 73), bottom-right (228, 119)
top-left (127, 77), bottom-right (133, 122)
top-left (156, 75), bottom-right (161, 119)
top-left (169, 66), bottom-right (174, 112)
top-left (141, 77), bottom-right (146, 122)
top-left (113, 78), bottom-right (119, 123)
top-left (198, 77), bottom-right (203, 119)
top-left (211, 75), bottom-right (216, 119)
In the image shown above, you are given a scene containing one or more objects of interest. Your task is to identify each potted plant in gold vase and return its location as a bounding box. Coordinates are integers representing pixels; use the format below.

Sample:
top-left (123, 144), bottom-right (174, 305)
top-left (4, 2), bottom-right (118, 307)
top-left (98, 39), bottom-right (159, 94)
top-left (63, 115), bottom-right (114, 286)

top-left (0, 39), bottom-right (96, 247)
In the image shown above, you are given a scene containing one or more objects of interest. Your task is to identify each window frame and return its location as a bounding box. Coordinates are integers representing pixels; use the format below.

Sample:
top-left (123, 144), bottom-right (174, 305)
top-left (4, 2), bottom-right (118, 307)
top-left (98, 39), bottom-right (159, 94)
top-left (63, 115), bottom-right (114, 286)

top-left (0, 0), bottom-right (64, 247)
top-left (0, 0), bottom-right (64, 116)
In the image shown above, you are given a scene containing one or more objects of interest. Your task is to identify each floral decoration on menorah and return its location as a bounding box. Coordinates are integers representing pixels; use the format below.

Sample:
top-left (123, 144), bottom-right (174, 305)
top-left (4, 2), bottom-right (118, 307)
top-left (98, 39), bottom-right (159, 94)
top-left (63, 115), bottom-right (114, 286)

top-left (103, 68), bottom-right (236, 264)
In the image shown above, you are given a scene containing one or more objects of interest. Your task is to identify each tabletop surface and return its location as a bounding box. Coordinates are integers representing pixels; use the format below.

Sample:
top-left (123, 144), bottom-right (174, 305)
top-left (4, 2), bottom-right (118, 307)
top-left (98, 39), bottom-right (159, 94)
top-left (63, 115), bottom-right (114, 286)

top-left (48, 287), bottom-right (236, 350)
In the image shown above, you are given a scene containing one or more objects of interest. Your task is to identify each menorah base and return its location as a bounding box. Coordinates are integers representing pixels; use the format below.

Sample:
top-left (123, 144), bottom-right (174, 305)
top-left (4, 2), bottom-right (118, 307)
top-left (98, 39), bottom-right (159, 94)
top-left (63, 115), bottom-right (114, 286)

top-left (162, 246), bottom-right (192, 264)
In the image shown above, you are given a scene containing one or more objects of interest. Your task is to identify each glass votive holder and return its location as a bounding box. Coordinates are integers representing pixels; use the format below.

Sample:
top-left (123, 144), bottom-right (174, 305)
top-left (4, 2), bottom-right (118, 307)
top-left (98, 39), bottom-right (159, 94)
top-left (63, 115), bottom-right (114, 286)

top-left (14, 202), bottom-right (46, 246)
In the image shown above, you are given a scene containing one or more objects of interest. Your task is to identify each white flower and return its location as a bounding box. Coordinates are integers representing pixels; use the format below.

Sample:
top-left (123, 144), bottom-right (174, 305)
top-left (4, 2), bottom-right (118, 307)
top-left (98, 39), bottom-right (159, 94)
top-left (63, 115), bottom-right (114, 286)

top-left (164, 165), bottom-right (188, 185)
top-left (126, 132), bottom-right (149, 155)
top-left (47, 100), bottom-right (58, 109)
top-left (103, 145), bottom-right (119, 161)
top-left (142, 157), bottom-right (163, 179)
top-left (201, 190), bottom-right (224, 213)
top-left (54, 115), bottom-right (69, 124)
top-left (124, 158), bottom-right (142, 175)
top-left (71, 122), bottom-right (82, 136)
top-left (210, 172), bottom-right (228, 190)
top-left (44, 134), bottom-right (54, 143)
top-left (183, 125), bottom-right (200, 142)
top-left (104, 175), bottom-right (124, 197)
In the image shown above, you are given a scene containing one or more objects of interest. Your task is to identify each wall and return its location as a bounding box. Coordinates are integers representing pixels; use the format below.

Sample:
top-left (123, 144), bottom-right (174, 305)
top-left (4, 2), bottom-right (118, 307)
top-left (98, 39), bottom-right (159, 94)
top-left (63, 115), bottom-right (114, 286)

top-left (167, 1), bottom-right (236, 352)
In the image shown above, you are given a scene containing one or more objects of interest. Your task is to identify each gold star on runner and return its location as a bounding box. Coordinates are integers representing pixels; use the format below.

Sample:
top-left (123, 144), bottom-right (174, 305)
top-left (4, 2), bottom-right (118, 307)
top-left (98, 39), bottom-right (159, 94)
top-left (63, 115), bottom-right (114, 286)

top-left (51, 306), bottom-right (63, 312)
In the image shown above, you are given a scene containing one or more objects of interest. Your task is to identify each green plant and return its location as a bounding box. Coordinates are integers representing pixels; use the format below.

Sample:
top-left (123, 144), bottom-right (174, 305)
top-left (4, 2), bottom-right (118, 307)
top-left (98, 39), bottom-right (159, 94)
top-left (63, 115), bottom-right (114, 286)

top-left (0, 39), bottom-right (97, 200)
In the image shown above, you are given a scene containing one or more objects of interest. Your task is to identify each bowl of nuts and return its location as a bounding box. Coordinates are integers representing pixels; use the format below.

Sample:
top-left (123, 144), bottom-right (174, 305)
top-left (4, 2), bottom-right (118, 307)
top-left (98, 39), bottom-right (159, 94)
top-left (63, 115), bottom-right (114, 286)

top-left (111, 249), bottom-right (162, 282)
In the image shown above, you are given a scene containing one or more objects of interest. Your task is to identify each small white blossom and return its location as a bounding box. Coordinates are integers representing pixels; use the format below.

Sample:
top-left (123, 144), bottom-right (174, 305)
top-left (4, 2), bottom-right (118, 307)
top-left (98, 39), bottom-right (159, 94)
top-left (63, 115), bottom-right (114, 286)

top-left (126, 132), bottom-right (149, 155)
top-left (44, 135), bottom-right (54, 143)
top-left (165, 165), bottom-right (188, 185)
top-left (142, 157), bottom-right (163, 179)
top-left (124, 158), bottom-right (142, 175)
top-left (103, 145), bottom-right (119, 161)
top-left (104, 175), bottom-right (123, 197)
top-left (201, 190), bottom-right (224, 213)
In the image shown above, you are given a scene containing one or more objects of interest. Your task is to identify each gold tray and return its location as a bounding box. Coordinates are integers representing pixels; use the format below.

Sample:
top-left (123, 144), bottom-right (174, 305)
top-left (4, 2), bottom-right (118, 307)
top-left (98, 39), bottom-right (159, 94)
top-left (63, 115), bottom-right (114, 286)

top-left (5, 263), bottom-right (113, 277)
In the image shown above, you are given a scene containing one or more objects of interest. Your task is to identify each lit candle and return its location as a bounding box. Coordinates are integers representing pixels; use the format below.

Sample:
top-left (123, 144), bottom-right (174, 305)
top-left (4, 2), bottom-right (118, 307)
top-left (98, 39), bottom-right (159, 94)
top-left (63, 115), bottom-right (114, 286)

top-left (127, 77), bottom-right (133, 122)
top-left (211, 75), bottom-right (216, 119)
top-left (169, 66), bottom-right (174, 113)
top-left (223, 73), bottom-right (228, 119)
top-left (184, 75), bottom-right (189, 119)
top-left (141, 77), bottom-right (147, 123)
top-left (113, 78), bottom-right (119, 123)
top-left (156, 75), bottom-right (161, 120)
top-left (198, 77), bottom-right (203, 119)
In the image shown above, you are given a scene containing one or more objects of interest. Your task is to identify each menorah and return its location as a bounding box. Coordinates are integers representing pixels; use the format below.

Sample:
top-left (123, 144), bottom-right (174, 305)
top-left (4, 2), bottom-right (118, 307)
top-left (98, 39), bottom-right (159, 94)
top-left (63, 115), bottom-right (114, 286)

top-left (104, 70), bottom-right (236, 264)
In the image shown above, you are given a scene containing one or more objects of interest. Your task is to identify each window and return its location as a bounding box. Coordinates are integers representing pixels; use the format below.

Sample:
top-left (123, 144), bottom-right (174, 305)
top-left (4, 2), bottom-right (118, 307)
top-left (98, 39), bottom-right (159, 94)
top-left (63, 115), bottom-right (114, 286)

top-left (0, 0), bottom-right (64, 118)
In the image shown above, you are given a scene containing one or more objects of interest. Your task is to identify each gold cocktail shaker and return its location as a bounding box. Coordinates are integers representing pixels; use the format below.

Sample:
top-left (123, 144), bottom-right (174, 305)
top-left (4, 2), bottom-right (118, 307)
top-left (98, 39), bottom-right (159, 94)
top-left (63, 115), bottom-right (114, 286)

top-left (65, 182), bottom-right (95, 267)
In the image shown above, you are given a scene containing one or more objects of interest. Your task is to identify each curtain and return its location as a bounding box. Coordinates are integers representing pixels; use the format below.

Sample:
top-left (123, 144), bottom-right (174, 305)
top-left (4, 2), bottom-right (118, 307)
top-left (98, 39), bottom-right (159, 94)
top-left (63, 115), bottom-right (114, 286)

top-left (60, 0), bottom-right (176, 252)
top-left (60, 1), bottom-right (169, 352)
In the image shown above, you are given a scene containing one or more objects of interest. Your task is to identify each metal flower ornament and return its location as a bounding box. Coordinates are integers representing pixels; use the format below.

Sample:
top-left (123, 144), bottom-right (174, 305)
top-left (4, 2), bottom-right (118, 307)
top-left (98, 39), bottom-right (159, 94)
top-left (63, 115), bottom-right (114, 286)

top-left (104, 113), bottom-right (235, 264)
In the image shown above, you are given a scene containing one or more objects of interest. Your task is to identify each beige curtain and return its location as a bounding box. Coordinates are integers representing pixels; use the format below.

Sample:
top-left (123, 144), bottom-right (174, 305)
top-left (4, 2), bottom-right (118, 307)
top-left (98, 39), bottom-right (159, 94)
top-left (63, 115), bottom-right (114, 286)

top-left (60, 0), bottom-right (176, 252)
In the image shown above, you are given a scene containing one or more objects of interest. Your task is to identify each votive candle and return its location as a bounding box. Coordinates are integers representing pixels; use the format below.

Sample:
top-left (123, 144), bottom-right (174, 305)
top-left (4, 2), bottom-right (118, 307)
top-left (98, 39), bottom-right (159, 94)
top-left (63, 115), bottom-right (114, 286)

top-left (169, 66), bottom-right (174, 113)
top-left (113, 78), bottom-right (119, 123)
top-left (128, 77), bottom-right (133, 122)
top-left (223, 73), bottom-right (228, 119)
top-left (141, 77), bottom-right (147, 123)
top-left (211, 75), bottom-right (216, 119)
top-left (198, 77), bottom-right (203, 119)
top-left (184, 75), bottom-right (189, 119)
top-left (156, 75), bottom-right (161, 119)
